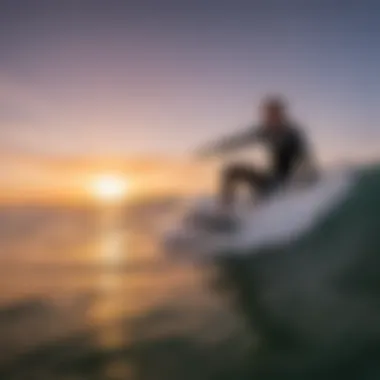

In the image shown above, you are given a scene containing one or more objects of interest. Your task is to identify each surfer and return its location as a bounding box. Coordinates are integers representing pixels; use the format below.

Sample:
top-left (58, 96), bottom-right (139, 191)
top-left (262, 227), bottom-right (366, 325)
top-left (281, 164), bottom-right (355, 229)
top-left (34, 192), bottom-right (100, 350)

top-left (198, 96), bottom-right (318, 210)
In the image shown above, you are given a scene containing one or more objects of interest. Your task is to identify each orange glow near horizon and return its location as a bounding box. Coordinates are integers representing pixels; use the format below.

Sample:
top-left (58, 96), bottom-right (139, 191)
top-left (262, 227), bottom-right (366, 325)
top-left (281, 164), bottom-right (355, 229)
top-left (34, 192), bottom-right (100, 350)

top-left (0, 154), bottom-right (219, 205)
top-left (89, 174), bottom-right (131, 203)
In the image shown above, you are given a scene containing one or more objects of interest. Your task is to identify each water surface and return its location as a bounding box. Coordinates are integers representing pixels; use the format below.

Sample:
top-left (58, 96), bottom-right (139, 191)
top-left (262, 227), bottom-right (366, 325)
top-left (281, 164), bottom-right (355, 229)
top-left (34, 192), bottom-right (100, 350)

top-left (0, 205), bottom-right (250, 380)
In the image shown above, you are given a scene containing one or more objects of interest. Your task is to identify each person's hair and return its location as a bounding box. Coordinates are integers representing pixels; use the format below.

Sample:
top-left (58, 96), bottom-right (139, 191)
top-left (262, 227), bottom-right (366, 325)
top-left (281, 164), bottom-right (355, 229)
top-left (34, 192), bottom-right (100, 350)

top-left (263, 96), bottom-right (287, 111)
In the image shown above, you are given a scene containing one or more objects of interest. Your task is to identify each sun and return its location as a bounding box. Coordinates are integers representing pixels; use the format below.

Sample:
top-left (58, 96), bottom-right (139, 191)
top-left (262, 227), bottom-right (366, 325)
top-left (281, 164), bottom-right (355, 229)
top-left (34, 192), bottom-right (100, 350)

top-left (89, 174), bottom-right (130, 203)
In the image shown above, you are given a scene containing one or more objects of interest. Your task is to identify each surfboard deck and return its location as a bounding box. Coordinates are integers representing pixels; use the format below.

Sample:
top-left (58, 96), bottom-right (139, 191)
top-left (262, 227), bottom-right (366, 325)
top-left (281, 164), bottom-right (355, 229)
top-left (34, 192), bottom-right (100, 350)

top-left (184, 208), bottom-right (240, 233)
top-left (162, 170), bottom-right (353, 259)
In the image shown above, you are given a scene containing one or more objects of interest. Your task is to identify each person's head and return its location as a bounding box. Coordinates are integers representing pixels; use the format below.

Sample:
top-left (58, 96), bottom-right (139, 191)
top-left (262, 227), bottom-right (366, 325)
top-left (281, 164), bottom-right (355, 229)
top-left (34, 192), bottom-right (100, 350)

top-left (260, 96), bottom-right (288, 129)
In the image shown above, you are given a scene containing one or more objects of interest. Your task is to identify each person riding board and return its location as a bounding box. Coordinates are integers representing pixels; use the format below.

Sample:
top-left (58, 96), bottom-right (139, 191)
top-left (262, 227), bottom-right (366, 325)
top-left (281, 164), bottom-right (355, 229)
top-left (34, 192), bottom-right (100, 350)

top-left (197, 96), bottom-right (318, 213)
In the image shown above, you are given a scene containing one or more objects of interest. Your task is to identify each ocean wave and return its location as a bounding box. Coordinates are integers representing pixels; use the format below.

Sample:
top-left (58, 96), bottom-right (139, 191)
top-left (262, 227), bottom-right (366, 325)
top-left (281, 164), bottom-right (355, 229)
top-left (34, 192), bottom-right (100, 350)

top-left (163, 163), bottom-right (380, 377)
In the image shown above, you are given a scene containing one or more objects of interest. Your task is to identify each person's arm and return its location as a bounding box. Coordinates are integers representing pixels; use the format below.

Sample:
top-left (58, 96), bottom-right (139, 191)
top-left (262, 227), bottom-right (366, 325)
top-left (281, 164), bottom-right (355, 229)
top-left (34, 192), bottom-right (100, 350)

top-left (196, 126), bottom-right (263, 158)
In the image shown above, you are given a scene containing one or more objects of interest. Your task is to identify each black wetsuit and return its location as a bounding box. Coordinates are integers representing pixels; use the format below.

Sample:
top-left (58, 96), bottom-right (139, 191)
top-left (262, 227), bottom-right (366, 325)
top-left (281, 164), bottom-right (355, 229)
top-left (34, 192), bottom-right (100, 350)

top-left (219, 124), bottom-right (308, 205)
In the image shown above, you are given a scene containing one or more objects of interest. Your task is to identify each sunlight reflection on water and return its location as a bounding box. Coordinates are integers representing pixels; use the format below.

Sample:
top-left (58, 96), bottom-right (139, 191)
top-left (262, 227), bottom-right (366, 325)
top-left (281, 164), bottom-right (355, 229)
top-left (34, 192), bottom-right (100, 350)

top-left (0, 205), bottom-right (247, 380)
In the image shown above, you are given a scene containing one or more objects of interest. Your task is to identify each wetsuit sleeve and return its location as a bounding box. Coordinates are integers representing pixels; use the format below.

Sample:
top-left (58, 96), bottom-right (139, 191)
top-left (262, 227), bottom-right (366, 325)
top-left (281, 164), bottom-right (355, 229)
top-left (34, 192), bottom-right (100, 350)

top-left (196, 127), bottom-right (263, 157)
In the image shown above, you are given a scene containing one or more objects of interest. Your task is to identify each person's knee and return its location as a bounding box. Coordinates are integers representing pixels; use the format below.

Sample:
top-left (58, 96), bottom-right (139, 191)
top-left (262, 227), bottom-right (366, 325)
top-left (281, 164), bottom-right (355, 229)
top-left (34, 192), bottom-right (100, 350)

top-left (222, 164), bottom-right (245, 181)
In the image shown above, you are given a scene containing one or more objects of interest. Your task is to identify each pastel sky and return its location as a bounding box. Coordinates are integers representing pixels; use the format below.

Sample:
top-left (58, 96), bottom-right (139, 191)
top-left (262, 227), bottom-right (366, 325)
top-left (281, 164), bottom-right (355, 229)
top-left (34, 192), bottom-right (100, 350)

top-left (1, 0), bottom-right (380, 201)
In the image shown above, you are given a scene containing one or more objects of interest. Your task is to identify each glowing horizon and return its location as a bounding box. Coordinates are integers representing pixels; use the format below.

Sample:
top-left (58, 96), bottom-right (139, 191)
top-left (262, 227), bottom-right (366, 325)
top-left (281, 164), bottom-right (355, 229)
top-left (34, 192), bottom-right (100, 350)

top-left (89, 174), bottom-right (131, 203)
top-left (0, 153), bottom-right (219, 204)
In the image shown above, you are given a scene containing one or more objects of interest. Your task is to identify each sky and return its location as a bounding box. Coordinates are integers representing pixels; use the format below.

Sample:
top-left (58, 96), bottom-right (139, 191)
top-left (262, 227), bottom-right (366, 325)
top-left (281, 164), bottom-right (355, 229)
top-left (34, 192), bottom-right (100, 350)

top-left (1, 0), bottom-right (380, 202)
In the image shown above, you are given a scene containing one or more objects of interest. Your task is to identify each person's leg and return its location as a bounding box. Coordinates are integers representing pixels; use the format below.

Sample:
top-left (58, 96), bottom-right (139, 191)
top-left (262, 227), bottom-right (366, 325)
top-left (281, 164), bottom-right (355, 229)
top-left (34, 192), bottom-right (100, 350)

top-left (220, 164), bottom-right (270, 208)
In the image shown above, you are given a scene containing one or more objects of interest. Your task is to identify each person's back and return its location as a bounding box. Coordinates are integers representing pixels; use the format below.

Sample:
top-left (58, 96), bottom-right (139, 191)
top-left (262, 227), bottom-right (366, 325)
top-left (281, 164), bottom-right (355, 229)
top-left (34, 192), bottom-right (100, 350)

top-left (198, 96), bottom-right (318, 209)
top-left (255, 122), bottom-right (306, 183)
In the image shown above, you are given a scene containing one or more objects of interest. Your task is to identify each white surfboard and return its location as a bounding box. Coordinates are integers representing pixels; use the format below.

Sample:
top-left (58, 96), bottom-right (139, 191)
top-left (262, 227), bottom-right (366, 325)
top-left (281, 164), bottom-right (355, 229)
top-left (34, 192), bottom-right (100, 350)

top-left (162, 169), bottom-right (355, 259)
